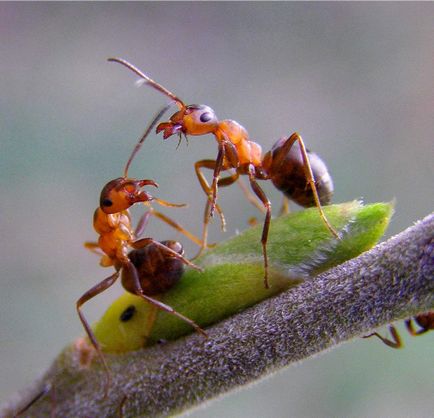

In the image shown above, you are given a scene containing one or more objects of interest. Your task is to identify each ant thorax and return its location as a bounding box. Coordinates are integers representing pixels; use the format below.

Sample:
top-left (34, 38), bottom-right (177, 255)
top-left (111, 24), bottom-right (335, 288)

top-left (217, 120), bottom-right (262, 166)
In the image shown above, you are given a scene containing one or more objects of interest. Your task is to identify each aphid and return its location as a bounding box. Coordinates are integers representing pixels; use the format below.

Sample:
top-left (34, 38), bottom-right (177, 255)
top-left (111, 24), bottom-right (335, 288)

top-left (78, 176), bottom-right (206, 394)
top-left (107, 57), bottom-right (338, 288)
top-left (364, 312), bottom-right (434, 348)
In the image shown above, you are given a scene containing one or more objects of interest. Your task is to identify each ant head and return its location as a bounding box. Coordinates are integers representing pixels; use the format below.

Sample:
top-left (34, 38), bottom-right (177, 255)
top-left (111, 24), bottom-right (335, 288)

top-left (107, 58), bottom-right (219, 140)
top-left (156, 105), bottom-right (219, 139)
top-left (99, 177), bottom-right (158, 214)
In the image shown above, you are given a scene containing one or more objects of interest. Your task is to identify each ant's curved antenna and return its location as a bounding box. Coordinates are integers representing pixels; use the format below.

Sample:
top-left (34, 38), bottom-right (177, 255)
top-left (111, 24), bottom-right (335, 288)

top-left (124, 102), bottom-right (173, 177)
top-left (108, 57), bottom-right (185, 108)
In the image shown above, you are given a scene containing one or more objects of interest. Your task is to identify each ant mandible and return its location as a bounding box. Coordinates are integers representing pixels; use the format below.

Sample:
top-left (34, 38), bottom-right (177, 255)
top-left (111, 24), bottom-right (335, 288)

top-left (364, 311), bottom-right (434, 349)
top-left (107, 57), bottom-right (338, 289)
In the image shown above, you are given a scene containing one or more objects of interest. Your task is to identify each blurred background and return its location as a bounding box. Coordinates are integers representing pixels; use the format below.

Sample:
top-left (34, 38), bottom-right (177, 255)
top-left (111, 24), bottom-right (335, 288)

top-left (0, 3), bottom-right (433, 417)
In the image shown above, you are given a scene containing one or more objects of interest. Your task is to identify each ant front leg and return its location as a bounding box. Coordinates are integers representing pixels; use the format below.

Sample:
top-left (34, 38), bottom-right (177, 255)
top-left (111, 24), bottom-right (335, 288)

top-left (194, 159), bottom-right (227, 255)
top-left (194, 160), bottom-right (242, 258)
top-left (123, 259), bottom-right (207, 337)
top-left (247, 164), bottom-right (272, 289)
top-left (363, 325), bottom-right (403, 349)
top-left (76, 270), bottom-right (121, 395)
top-left (194, 159), bottom-right (227, 225)
top-left (209, 141), bottom-right (225, 218)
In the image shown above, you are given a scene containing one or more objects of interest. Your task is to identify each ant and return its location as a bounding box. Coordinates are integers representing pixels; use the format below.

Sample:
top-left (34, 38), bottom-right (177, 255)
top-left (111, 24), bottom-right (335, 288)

top-left (107, 57), bottom-right (338, 289)
top-left (364, 312), bottom-right (434, 348)
top-left (77, 113), bottom-right (207, 395)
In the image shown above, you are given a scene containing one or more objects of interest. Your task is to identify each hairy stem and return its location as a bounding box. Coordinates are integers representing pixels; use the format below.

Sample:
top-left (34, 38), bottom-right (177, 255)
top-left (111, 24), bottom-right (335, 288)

top-left (3, 212), bottom-right (433, 418)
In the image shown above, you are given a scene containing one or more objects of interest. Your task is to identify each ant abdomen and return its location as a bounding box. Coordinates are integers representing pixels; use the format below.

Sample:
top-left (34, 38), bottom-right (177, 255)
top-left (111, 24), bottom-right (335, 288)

top-left (122, 240), bottom-right (185, 296)
top-left (265, 141), bottom-right (333, 207)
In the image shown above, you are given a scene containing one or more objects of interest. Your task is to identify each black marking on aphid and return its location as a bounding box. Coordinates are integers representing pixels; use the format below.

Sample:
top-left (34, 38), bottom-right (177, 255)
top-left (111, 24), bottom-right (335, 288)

top-left (120, 305), bottom-right (137, 322)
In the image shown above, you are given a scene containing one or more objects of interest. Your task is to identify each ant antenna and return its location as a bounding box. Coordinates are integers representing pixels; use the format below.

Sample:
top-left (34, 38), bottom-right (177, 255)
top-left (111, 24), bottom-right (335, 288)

top-left (108, 57), bottom-right (185, 108)
top-left (124, 102), bottom-right (172, 177)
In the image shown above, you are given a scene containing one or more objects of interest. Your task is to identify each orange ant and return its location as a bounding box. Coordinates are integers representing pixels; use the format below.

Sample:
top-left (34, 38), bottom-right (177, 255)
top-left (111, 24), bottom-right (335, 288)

top-left (364, 312), bottom-right (434, 348)
top-left (107, 57), bottom-right (338, 288)
top-left (77, 112), bottom-right (208, 395)
top-left (77, 177), bottom-right (206, 392)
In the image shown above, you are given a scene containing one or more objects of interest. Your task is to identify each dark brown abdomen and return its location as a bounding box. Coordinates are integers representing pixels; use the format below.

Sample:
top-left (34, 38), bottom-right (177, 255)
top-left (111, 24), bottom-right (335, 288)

top-left (122, 240), bottom-right (185, 296)
top-left (270, 146), bottom-right (333, 207)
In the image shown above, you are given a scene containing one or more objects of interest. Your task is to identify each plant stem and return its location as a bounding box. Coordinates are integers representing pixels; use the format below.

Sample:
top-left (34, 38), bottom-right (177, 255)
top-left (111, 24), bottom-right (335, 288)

top-left (3, 213), bottom-right (433, 418)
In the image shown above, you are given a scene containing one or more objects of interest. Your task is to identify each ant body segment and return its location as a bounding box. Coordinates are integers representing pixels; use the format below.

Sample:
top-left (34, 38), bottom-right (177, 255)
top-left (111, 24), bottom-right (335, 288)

top-left (123, 240), bottom-right (186, 296)
top-left (364, 312), bottom-right (434, 348)
top-left (108, 57), bottom-right (338, 288)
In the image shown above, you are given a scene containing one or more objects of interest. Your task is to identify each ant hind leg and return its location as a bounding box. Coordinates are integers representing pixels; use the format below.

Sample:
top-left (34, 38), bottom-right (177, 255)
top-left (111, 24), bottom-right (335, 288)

top-left (76, 271), bottom-right (121, 396)
top-left (124, 260), bottom-right (207, 337)
top-left (247, 164), bottom-right (272, 289)
top-left (363, 325), bottom-right (403, 349)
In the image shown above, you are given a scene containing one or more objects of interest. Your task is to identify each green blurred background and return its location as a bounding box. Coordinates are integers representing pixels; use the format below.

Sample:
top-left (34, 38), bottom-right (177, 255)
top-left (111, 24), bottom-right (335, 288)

top-left (1, 3), bottom-right (433, 416)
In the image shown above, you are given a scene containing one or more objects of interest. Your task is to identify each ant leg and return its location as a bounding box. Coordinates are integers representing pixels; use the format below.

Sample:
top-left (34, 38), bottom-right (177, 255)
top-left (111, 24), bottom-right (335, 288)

top-left (193, 161), bottom-right (242, 259)
top-left (192, 198), bottom-right (214, 260)
top-left (134, 210), bottom-right (152, 238)
top-left (209, 142), bottom-right (225, 219)
top-left (194, 161), bottom-right (226, 228)
top-left (124, 260), bottom-right (207, 337)
top-left (84, 241), bottom-right (104, 257)
top-left (278, 133), bottom-right (339, 238)
top-left (195, 160), bottom-right (227, 254)
top-left (207, 138), bottom-right (239, 219)
top-left (14, 382), bottom-right (53, 417)
top-left (363, 325), bottom-right (403, 349)
top-left (405, 318), bottom-right (430, 336)
top-left (118, 393), bottom-right (128, 418)
top-left (132, 237), bottom-right (203, 272)
top-left (76, 271), bottom-right (121, 395)
top-left (279, 196), bottom-right (290, 216)
top-left (247, 164), bottom-right (272, 289)
top-left (237, 177), bottom-right (267, 214)
top-left (152, 197), bottom-right (186, 208)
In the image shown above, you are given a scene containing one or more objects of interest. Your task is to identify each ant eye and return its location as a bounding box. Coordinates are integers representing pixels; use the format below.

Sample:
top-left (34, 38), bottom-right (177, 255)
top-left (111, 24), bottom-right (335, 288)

top-left (200, 112), bottom-right (213, 123)
top-left (102, 198), bottom-right (113, 207)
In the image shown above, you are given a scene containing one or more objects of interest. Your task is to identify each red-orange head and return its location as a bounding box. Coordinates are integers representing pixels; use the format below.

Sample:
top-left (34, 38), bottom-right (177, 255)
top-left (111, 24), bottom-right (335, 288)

top-left (99, 178), bottom-right (158, 214)
top-left (156, 104), bottom-right (219, 139)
